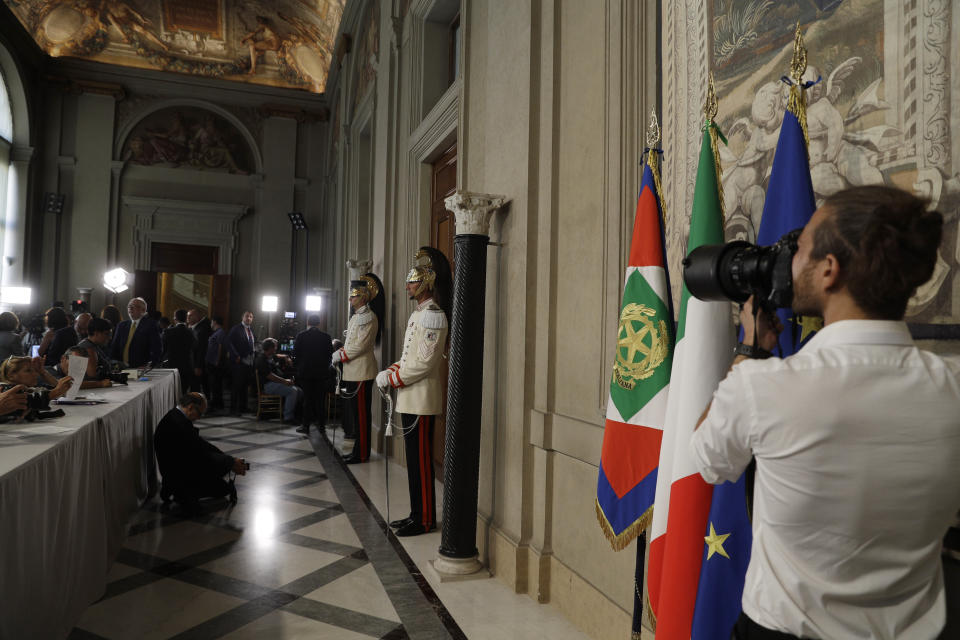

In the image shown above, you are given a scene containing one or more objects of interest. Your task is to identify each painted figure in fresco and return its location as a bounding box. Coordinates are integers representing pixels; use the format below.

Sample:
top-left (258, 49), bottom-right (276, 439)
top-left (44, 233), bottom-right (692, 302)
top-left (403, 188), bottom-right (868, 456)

top-left (189, 115), bottom-right (243, 173)
top-left (100, 0), bottom-right (169, 51)
top-left (146, 111), bottom-right (189, 165)
top-left (721, 79), bottom-right (787, 237)
top-left (241, 16), bottom-right (281, 76)
top-left (123, 135), bottom-right (160, 165)
top-left (802, 63), bottom-right (888, 201)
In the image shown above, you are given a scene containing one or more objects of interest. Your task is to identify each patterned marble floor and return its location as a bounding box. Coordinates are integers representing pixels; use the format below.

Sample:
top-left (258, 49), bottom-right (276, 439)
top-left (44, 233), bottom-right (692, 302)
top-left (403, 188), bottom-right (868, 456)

top-left (70, 414), bottom-right (464, 640)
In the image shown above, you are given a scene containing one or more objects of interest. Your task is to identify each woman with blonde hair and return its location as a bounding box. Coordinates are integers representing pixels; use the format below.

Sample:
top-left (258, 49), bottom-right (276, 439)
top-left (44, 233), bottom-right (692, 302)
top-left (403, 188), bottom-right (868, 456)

top-left (1, 356), bottom-right (73, 403)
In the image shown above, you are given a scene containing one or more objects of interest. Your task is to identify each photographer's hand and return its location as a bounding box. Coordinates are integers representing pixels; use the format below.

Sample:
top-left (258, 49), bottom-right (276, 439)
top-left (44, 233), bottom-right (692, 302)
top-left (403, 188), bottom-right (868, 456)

top-left (232, 457), bottom-right (248, 475)
top-left (0, 385), bottom-right (28, 414)
top-left (50, 376), bottom-right (74, 400)
top-left (740, 296), bottom-right (782, 352)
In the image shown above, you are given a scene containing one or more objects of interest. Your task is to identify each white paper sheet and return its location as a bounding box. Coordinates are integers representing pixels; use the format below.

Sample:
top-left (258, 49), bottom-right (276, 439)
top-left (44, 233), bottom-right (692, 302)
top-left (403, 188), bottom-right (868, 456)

top-left (65, 355), bottom-right (88, 400)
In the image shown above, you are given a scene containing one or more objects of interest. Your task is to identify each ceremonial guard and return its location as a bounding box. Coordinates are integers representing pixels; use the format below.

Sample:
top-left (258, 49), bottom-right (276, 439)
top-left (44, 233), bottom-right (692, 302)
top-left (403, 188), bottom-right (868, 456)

top-left (332, 273), bottom-right (384, 463)
top-left (377, 247), bottom-right (452, 537)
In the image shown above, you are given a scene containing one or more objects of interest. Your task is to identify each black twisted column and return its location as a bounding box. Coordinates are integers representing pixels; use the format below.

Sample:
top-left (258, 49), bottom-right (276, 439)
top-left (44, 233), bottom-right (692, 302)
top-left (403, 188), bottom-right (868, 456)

top-left (435, 191), bottom-right (505, 576)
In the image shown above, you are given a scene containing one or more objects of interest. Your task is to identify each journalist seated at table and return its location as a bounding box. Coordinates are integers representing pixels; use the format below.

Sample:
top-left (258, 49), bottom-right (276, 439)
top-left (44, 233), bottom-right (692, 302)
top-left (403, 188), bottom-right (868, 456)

top-left (0, 355), bottom-right (73, 419)
top-left (154, 392), bottom-right (248, 513)
top-left (46, 346), bottom-right (112, 390)
top-left (255, 338), bottom-right (303, 425)
top-left (77, 317), bottom-right (115, 381)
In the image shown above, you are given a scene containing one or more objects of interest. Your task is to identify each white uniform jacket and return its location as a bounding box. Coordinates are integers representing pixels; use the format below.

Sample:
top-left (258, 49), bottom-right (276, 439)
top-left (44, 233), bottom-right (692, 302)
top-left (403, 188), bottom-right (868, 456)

top-left (339, 305), bottom-right (378, 381)
top-left (386, 299), bottom-right (447, 415)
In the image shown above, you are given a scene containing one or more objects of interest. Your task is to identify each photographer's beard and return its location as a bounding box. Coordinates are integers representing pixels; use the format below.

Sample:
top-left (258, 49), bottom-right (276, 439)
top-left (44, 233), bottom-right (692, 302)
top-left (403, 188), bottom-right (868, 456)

top-left (791, 261), bottom-right (824, 317)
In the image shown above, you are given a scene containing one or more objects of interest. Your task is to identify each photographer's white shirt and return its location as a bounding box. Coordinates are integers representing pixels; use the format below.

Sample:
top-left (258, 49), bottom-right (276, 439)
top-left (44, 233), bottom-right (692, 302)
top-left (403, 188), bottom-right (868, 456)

top-left (691, 320), bottom-right (960, 639)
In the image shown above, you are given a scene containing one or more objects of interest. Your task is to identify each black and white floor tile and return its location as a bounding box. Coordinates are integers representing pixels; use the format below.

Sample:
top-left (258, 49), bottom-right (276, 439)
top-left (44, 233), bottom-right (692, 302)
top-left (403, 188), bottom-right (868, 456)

top-left (69, 414), bottom-right (466, 640)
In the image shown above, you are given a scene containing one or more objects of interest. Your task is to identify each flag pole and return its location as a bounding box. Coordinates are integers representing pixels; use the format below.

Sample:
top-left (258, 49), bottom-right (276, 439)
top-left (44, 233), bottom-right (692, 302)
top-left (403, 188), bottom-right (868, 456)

top-left (631, 108), bottom-right (665, 639)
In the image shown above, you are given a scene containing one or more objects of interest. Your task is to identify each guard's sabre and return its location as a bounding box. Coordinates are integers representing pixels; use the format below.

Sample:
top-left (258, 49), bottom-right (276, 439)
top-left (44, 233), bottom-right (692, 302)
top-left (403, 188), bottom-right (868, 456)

top-left (378, 385), bottom-right (395, 524)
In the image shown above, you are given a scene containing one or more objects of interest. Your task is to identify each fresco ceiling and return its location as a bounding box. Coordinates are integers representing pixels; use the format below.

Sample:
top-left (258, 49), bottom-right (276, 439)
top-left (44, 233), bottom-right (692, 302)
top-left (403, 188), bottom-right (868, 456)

top-left (4, 0), bottom-right (346, 94)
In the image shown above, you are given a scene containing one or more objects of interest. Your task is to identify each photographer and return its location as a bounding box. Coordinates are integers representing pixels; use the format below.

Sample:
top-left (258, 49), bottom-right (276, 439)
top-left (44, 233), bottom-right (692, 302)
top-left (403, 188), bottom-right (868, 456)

top-left (0, 355), bottom-right (73, 419)
top-left (689, 186), bottom-right (960, 639)
top-left (154, 392), bottom-right (248, 513)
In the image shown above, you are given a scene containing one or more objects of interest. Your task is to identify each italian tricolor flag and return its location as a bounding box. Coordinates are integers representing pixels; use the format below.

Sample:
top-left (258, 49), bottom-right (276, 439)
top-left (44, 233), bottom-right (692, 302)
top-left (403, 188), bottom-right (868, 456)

top-left (647, 124), bottom-right (737, 637)
top-left (596, 156), bottom-right (674, 550)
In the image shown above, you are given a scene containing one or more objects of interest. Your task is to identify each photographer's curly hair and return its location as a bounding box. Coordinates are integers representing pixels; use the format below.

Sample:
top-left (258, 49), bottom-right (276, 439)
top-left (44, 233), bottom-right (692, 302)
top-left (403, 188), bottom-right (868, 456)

top-left (0, 356), bottom-right (32, 383)
top-left (814, 186), bottom-right (943, 320)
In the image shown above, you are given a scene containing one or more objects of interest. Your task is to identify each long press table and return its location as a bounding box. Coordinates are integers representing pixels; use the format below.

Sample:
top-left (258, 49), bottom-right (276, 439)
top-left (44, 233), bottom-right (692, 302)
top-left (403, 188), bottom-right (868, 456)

top-left (0, 369), bottom-right (179, 640)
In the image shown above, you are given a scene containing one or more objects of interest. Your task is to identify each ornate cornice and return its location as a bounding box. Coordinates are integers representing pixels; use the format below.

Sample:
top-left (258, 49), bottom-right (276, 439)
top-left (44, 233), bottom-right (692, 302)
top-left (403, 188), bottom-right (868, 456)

top-left (444, 191), bottom-right (506, 237)
top-left (45, 74), bottom-right (126, 99)
top-left (258, 103), bottom-right (327, 122)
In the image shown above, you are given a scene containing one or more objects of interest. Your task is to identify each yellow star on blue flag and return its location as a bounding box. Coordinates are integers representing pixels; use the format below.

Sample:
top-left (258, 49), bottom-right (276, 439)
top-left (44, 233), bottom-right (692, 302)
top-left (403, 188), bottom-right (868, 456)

top-left (704, 522), bottom-right (731, 560)
top-left (790, 314), bottom-right (823, 343)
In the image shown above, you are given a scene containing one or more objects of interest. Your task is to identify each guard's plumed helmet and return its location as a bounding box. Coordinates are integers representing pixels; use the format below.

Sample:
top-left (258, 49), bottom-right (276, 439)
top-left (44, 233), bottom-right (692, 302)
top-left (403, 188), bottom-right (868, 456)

top-left (349, 273), bottom-right (385, 343)
top-left (349, 274), bottom-right (380, 302)
top-left (406, 247), bottom-right (452, 321)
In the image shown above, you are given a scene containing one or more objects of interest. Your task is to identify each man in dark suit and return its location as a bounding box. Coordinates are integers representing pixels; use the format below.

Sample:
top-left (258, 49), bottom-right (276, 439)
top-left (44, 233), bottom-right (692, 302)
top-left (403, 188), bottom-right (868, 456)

top-left (162, 309), bottom-right (197, 393)
top-left (205, 317), bottom-right (227, 411)
top-left (154, 392), bottom-right (248, 513)
top-left (293, 314), bottom-right (333, 435)
top-left (187, 309), bottom-right (213, 395)
top-left (109, 297), bottom-right (162, 368)
top-left (226, 310), bottom-right (256, 415)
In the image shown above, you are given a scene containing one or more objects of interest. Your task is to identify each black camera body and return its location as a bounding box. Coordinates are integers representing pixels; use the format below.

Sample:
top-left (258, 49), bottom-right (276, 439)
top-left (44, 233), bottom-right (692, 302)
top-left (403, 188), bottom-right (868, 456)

top-left (0, 384), bottom-right (51, 412)
top-left (108, 371), bottom-right (129, 385)
top-left (682, 229), bottom-right (802, 311)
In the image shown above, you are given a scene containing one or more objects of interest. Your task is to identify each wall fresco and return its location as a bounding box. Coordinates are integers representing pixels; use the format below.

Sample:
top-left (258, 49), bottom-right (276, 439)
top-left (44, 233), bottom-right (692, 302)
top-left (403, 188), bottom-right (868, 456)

top-left (120, 105), bottom-right (254, 174)
top-left (711, 0), bottom-right (959, 322)
top-left (5, 0), bottom-right (346, 93)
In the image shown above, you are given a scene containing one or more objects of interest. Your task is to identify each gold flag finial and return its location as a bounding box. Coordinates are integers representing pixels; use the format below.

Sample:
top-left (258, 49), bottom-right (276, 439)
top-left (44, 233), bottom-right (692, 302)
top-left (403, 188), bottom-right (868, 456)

top-left (646, 108), bottom-right (661, 148)
top-left (702, 71), bottom-right (725, 226)
top-left (703, 72), bottom-right (718, 122)
top-left (643, 108), bottom-right (667, 225)
top-left (786, 22), bottom-right (811, 147)
top-left (789, 22), bottom-right (807, 85)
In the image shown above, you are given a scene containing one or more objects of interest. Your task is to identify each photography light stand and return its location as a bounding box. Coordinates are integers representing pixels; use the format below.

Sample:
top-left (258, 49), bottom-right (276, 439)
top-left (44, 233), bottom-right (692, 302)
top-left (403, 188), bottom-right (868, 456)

top-left (287, 212), bottom-right (309, 309)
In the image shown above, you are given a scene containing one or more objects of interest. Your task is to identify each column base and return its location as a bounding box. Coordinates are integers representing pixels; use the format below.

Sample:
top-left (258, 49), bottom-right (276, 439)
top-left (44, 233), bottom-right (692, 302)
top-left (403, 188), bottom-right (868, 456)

top-left (431, 554), bottom-right (489, 583)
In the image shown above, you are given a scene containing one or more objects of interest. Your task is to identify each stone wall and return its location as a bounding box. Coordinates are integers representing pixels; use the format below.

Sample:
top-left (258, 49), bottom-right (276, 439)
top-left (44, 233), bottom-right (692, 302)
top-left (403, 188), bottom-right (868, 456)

top-left (322, 1), bottom-right (660, 638)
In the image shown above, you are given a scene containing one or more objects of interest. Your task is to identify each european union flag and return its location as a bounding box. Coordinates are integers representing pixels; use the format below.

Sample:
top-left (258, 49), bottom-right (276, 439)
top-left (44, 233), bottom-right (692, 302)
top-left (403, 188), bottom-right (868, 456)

top-left (691, 477), bottom-right (753, 638)
top-left (756, 106), bottom-right (818, 357)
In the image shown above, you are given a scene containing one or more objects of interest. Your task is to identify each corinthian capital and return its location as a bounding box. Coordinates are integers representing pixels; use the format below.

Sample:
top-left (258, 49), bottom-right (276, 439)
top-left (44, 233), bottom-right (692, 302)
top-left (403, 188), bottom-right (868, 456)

top-left (444, 191), bottom-right (507, 237)
top-left (346, 258), bottom-right (373, 280)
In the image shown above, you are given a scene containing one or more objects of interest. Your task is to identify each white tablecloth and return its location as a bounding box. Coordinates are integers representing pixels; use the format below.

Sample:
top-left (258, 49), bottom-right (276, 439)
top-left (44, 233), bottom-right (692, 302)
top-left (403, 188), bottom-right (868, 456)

top-left (0, 369), bottom-right (179, 640)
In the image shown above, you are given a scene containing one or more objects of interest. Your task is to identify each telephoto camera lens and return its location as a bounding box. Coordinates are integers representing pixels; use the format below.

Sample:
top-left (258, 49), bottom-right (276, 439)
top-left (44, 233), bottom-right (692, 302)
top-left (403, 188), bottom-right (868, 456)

top-left (682, 228), bottom-right (802, 311)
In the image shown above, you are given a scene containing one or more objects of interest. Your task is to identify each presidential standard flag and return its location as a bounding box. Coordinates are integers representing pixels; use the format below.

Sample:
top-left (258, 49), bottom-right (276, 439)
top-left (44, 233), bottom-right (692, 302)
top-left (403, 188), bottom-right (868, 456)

top-left (596, 151), bottom-right (674, 551)
top-left (647, 118), bottom-right (747, 639)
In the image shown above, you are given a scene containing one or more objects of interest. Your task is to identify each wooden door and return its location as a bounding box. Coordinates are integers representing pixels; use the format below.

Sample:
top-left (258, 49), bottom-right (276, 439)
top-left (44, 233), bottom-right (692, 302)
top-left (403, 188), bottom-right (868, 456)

top-left (133, 270), bottom-right (158, 310)
top-left (150, 243), bottom-right (219, 274)
top-left (211, 274), bottom-right (232, 328)
top-left (430, 143), bottom-right (456, 471)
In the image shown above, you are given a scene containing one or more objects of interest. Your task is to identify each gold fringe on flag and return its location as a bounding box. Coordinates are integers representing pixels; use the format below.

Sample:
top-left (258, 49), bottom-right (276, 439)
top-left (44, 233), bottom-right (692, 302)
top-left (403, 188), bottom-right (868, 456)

top-left (703, 72), bottom-right (727, 229)
top-left (786, 22), bottom-right (810, 147)
top-left (595, 499), bottom-right (653, 551)
top-left (645, 582), bottom-right (657, 633)
top-left (645, 109), bottom-right (667, 226)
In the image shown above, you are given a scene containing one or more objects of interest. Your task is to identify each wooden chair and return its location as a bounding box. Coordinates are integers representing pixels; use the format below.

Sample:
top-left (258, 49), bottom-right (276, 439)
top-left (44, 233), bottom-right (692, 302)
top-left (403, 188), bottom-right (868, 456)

top-left (255, 369), bottom-right (283, 420)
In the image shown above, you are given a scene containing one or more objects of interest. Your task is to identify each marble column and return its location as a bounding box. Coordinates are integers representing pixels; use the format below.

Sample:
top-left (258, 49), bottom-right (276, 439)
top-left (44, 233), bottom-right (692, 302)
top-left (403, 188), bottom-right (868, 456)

top-left (435, 191), bottom-right (504, 577)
